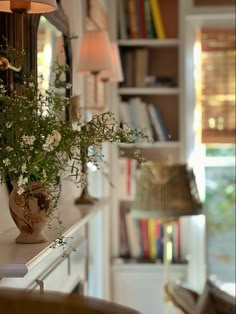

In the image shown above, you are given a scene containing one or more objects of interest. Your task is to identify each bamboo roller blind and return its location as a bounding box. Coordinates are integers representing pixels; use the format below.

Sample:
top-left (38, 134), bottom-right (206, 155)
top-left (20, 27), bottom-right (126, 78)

top-left (200, 28), bottom-right (235, 144)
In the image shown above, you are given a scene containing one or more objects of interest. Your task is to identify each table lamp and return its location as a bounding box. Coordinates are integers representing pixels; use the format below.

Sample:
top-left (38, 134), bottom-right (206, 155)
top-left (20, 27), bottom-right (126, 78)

top-left (0, 0), bottom-right (57, 71)
top-left (0, 0), bottom-right (57, 13)
top-left (99, 41), bottom-right (124, 83)
top-left (75, 30), bottom-right (113, 204)
top-left (77, 30), bottom-right (113, 110)
top-left (130, 162), bottom-right (202, 312)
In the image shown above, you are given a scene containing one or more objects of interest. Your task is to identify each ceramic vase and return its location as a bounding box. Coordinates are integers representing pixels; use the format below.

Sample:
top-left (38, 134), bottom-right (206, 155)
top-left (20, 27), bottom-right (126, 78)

top-left (9, 182), bottom-right (50, 244)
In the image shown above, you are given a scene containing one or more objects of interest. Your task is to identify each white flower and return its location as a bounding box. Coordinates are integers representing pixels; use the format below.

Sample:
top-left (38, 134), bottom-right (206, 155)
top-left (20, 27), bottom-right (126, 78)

top-left (29, 82), bottom-right (35, 88)
top-left (43, 169), bottom-right (47, 179)
top-left (3, 158), bottom-right (10, 166)
top-left (6, 146), bottom-right (13, 152)
top-left (21, 163), bottom-right (27, 173)
top-left (66, 83), bottom-right (72, 89)
top-left (17, 187), bottom-right (25, 195)
top-left (5, 122), bottom-right (12, 128)
top-left (21, 135), bottom-right (36, 148)
top-left (72, 123), bottom-right (81, 131)
top-left (17, 175), bottom-right (28, 187)
top-left (43, 130), bottom-right (61, 152)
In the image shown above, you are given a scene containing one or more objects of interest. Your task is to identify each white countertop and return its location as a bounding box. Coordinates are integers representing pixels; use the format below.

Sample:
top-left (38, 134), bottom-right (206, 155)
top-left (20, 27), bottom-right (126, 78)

top-left (0, 181), bottom-right (109, 278)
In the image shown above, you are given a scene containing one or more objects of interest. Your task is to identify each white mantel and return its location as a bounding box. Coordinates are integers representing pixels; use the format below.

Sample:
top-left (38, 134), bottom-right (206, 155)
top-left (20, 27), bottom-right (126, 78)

top-left (0, 180), bottom-right (109, 293)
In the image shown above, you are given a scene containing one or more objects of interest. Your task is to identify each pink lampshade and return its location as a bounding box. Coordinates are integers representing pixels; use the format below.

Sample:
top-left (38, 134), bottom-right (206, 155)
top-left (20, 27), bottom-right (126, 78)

top-left (99, 42), bottom-right (124, 82)
top-left (78, 31), bottom-right (113, 74)
top-left (0, 0), bottom-right (57, 13)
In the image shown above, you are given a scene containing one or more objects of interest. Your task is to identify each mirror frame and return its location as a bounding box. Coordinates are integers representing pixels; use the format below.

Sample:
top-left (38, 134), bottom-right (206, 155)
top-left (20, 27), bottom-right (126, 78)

top-left (0, 0), bottom-right (72, 120)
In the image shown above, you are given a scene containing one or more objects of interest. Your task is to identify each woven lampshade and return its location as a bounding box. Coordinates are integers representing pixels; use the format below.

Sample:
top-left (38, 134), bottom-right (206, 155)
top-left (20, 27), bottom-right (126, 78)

top-left (78, 31), bottom-right (113, 74)
top-left (0, 0), bottom-right (57, 13)
top-left (131, 162), bottom-right (202, 219)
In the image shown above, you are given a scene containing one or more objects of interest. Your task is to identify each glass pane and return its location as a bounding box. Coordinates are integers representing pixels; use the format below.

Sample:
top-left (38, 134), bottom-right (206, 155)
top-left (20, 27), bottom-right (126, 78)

top-left (205, 165), bottom-right (235, 284)
top-left (206, 146), bottom-right (235, 157)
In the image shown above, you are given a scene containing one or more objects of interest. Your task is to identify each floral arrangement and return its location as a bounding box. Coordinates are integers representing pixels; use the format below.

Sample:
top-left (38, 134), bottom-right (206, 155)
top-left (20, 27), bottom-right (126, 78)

top-left (0, 47), bottom-right (149, 218)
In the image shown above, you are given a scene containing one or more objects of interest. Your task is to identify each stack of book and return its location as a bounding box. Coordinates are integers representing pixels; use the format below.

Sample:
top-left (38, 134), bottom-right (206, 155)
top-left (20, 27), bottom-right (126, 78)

top-left (120, 97), bottom-right (169, 142)
top-left (119, 209), bottom-right (183, 263)
top-left (118, 0), bottom-right (166, 39)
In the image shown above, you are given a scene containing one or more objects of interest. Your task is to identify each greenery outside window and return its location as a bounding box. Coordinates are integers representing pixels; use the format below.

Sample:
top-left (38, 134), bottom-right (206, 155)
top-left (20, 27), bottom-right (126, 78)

top-left (204, 145), bottom-right (235, 294)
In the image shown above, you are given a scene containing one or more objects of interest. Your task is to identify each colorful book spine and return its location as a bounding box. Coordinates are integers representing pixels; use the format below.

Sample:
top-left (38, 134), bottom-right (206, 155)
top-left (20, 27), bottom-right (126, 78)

top-left (149, 0), bottom-right (166, 39)
top-left (154, 106), bottom-right (169, 141)
top-left (138, 0), bottom-right (147, 38)
top-left (119, 208), bottom-right (129, 257)
top-left (125, 212), bottom-right (142, 258)
top-left (144, 0), bottom-right (156, 38)
top-left (140, 219), bottom-right (149, 258)
top-left (147, 104), bottom-right (167, 141)
top-left (156, 222), bottom-right (164, 261)
top-left (148, 219), bottom-right (157, 260)
top-left (118, 0), bottom-right (128, 39)
top-left (127, 0), bottom-right (139, 38)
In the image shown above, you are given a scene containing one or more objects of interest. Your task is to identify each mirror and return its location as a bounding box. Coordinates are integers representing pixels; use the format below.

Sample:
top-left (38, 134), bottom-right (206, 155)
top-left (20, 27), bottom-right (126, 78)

top-left (37, 16), bottom-right (66, 94)
top-left (39, 1), bottom-right (72, 120)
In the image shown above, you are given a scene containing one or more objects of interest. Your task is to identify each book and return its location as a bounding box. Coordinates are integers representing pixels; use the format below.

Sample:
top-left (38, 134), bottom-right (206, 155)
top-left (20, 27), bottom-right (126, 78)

top-left (119, 207), bottom-right (129, 257)
top-left (127, 0), bottom-right (139, 39)
top-left (134, 0), bottom-right (142, 38)
top-left (138, 0), bottom-right (147, 38)
top-left (144, 0), bottom-right (156, 38)
top-left (148, 218), bottom-right (157, 260)
top-left (147, 104), bottom-right (169, 141)
top-left (129, 97), bottom-right (154, 139)
top-left (125, 212), bottom-right (142, 258)
top-left (118, 157), bottom-right (137, 198)
top-left (134, 48), bottom-right (148, 87)
top-left (156, 221), bottom-right (164, 260)
top-left (118, 0), bottom-right (128, 39)
top-left (128, 97), bottom-right (139, 130)
top-left (122, 49), bottom-right (135, 87)
top-left (154, 106), bottom-right (169, 140)
top-left (120, 101), bottom-right (132, 126)
top-left (128, 97), bottom-right (154, 141)
top-left (138, 100), bottom-right (154, 139)
top-left (149, 0), bottom-right (166, 39)
top-left (140, 219), bottom-right (149, 258)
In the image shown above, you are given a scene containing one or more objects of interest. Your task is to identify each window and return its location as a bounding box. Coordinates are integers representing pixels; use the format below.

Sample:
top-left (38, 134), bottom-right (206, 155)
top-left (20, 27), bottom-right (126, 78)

top-left (194, 27), bottom-right (235, 294)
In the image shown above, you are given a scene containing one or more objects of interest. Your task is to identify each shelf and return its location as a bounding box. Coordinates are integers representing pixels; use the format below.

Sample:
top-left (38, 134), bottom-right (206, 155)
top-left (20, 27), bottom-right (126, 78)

top-left (118, 87), bottom-right (180, 95)
top-left (0, 195), bottom-right (109, 278)
top-left (118, 142), bottom-right (180, 149)
top-left (118, 39), bottom-right (179, 47)
top-left (112, 259), bottom-right (187, 271)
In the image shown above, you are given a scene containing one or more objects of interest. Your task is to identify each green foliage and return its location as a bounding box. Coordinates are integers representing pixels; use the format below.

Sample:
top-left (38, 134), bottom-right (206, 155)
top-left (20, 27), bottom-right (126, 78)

top-left (0, 46), bottom-right (150, 210)
top-left (205, 166), bottom-right (235, 234)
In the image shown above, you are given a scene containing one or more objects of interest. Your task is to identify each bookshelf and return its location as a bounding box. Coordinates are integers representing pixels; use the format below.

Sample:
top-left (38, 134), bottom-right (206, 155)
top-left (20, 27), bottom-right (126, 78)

top-left (109, 0), bottom-right (187, 312)
top-left (111, 0), bottom-right (184, 260)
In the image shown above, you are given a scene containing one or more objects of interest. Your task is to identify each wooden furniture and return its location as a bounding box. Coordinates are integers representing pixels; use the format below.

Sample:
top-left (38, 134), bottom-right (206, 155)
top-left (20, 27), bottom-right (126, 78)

top-left (165, 280), bottom-right (236, 314)
top-left (0, 288), bottom-right (142, 314)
